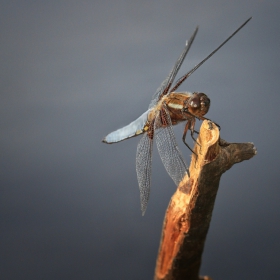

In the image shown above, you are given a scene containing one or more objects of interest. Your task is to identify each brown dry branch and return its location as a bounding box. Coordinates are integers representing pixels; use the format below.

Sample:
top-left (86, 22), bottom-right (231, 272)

top-left (154, 120), bottom-right (257, 280)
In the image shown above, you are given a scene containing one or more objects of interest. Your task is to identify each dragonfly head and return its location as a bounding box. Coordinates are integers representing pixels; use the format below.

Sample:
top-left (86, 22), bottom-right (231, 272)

top-left (187, 92), bottom-right (210, 116)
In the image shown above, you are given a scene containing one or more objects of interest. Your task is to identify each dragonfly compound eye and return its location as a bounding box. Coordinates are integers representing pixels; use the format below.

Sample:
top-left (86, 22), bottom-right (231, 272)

top-left (201, 97), bottom-right (210, 107)
top-left (189, 96), bottom-right (200, 108)
top-left (199, 94), bottom-right (210, 114)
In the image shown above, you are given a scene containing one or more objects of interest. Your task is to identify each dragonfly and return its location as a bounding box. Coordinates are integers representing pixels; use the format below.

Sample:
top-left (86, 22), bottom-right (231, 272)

top-left (103, 17), bottom-right (251, 215)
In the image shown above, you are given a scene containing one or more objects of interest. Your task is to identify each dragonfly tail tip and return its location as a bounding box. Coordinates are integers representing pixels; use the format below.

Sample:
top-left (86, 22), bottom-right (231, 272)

top-left (141, 206), bottom-right (147, 216)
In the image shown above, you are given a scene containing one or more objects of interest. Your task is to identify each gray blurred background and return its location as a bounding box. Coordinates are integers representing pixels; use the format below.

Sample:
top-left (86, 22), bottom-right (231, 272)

top-left (1, 1), bottom-right (279, 279)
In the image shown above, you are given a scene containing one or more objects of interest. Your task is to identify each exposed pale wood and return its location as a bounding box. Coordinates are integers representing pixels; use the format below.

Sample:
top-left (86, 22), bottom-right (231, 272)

top-left (154, 120), bottom-right (256, 280)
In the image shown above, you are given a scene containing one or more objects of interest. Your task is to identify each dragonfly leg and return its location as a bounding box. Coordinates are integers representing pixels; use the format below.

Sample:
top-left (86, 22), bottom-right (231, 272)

top-left (200, 116), bottom-right (221, 131)
top-left (182, 120), bottom-right (198, 157)
top-left (193, 129), bottom-right (199, 134)
top-left (190, 118), bottom-right (201, 147)
top-left (214, 121), bottom-right (221, 131)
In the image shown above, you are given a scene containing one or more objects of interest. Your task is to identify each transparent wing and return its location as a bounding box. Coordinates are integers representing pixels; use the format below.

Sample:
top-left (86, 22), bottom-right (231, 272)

top-left (169, 17), bottom-right (252, 93)
top-left (136, 132), bottom-right (153, 215)
top-left (148, 27), bottom-right (198, 109)
top-left (154, 107), bottom-right (189, 187)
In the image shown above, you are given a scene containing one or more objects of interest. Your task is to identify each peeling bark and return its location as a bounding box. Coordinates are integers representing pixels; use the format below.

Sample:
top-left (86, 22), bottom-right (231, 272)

top-left (154, 120), bottom-right (256, 280)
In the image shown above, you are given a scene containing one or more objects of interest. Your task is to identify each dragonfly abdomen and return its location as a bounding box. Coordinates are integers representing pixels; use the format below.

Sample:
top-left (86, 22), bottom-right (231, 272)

top-left (102, 109), bottom-right (150, 143)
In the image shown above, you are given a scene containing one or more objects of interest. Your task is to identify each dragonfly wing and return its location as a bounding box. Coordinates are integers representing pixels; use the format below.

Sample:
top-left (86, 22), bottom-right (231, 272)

top-left (154, 107), bottom-right (189, 187)
top-left (103, 109), bottom-right (150, 143)
top-left (149, 27), bottom-right (198, 109)
top-left (136, 132), bottom-right (153, 215)
top-left (149, 74), bottom-right (172, 109)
